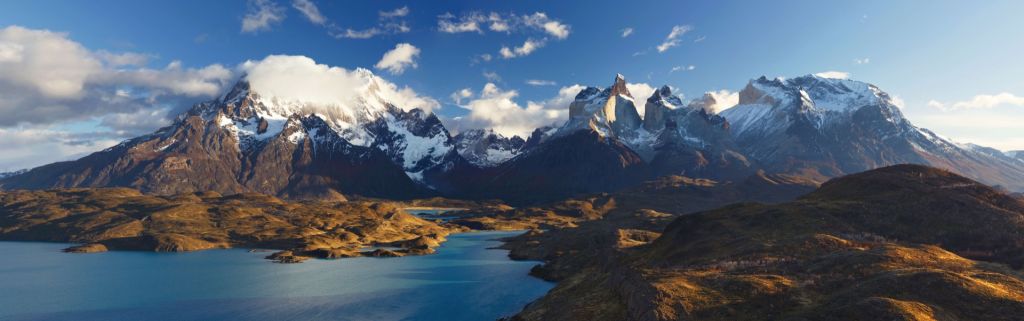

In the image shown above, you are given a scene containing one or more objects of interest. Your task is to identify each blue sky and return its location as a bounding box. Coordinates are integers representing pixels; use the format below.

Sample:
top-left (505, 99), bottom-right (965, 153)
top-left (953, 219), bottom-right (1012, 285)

top-left (0, 0), bottom-right (1022, 170)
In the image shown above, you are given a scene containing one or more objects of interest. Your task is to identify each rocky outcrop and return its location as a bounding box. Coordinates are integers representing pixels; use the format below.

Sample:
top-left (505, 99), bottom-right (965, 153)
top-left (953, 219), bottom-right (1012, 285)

top-left (510, 165), bottom-right (1024, 320)
top-left (0, 188), bottom-right (453, 262)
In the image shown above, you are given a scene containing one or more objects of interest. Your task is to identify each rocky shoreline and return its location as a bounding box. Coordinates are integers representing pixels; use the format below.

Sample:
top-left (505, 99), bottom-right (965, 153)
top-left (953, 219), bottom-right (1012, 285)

top-left (0, 188), bottom-right (464, 263)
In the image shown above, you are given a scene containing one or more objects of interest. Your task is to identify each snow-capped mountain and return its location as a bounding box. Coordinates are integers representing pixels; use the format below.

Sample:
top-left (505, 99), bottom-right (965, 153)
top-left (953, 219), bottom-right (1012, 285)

top-left (1, 69), bottom-right (463, 198)
top-left (720, 75), bottom-right (1024, 190)
top-left (3, 70), bottom-right (1022, 201)
top-left (0, 169), bottom-right (27, 179)
top-left (451, 129), bottom-right (526, 167)
top-left (1007, 150), bottom-right (1024, 162)
top-left (557, 75), bottom-right (752, 179)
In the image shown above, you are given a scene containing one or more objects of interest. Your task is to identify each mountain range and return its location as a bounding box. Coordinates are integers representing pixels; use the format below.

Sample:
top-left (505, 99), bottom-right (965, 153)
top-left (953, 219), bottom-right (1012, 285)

top-left (2, 71), bottom-right (1023, 202)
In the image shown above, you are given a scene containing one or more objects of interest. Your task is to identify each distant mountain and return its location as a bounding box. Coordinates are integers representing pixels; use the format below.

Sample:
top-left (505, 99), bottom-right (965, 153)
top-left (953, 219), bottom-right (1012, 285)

top-left (0, 169), bottom-right (26, 179)
top-left (451, 129), bottom-right (527, 168)
top-left (720, 75), bottom-right (1024, 190)
top-left (1008, 150), bottom-right (1024, 162)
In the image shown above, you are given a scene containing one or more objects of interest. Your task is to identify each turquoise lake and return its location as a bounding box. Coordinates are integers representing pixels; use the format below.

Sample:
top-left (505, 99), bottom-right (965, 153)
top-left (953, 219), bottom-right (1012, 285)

top-left (0, 231), bottom-right (553, 321)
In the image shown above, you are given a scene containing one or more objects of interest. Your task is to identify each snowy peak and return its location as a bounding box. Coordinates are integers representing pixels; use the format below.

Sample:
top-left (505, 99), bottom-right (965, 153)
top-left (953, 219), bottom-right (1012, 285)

top-left (643, 85), bottom-right (683, 131)
top-left (453, 129), bottom-right (526, 167)
top-left (724, 75), bottom-right (907, 137)
top-left (609, 73), bottom-right (633, 99)
top-left (738, 75), bottom-right (895, 112)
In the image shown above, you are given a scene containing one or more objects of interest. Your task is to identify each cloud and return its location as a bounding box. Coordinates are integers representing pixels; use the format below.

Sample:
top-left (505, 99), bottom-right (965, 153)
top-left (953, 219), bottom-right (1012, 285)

top-left (500, 38), bottom-right (545, 59)
top-left (0, 126), bottom-right (123, 171)
top-left (526, 79), bottom-right (556, 86)
top-left (374, 43), bottom-right (420, 75)
top-left (927, 93), bottom-right (1024, 112)
top-left (621, 27), bottom-right (634, 38)
top-left (450, 88), bottom-right (473, 105)
top-left (483, 71), bottom-right (501, 82)
top-left (854, 57), bottom-right (870, 64)
top-left (625, 83), bottom-right (656, 117)
top-left (705, 90), bottom-right (740, 113)
top-left (0, 26), bottom-right (233, 128)
top-left (291, 0), bottom-right (325, 25)
top-left (814, 71), bottom-right (850, 79)
top-left (380, 6), bottom-right (409, 18)
top-left (447, 83), bottom-right (581, 137)
top-left (96, 50), bottom-right (152, 67)
top-left (438, 12), bottom-right (570, 59)
top-left (913, 106), bottom-right (1024, 151)
top-left (657, 25), bottom-right (692, 53)
top-left (670, 65), bottom-right (696, 73)
top-left (437, 12), bottom-right (483, 33)
top-left (522, 12), bottom-right (570, 39)
top-left (329, 6), bottom-right (410, 39)
top-left (693, 35), bottom-right (706, 43)
top-left (242, 0), bottom-right (286, 33)
top-left (438, 12), bottom-right (570, 38)
top-left (240, 55), bottom-right (439, 113)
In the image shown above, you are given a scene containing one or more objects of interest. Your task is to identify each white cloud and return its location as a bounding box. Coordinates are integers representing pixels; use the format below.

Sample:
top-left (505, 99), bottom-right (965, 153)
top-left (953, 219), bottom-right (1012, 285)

top-left (374, 43), bottom-right (420, 75)
top-left (814, 71), bottom-right (850, 79)
top-left (488, 12), bottom-right (510, 32)
top-left (240, 55), bottom-right (439, 113)
top-left (500, 38), bottom-right (545, 59)
top-left (621, 27), bottom-right (634, 38)
top-left (0, 126), bottom-right (122, 171)
top-left (854, 57), bottom-right (870, 64)
top-left (450, 88), bottom-right (473, 104)
top-left (912, 107), bottom-right (1024, 151)
top-left (693, 35), bottom-right (706, 43)
top-left (526, 79), bottom-right (556, 86)
top-left (0, 26), bottom-right (233, 127)
top-left (329, 6), bottom-right (410, 39)
top-left (439, 11), bottom-right (570, 59)
top-left (705, 90), bottom-right (740, 113)
top-left (96, 50), bottom-right (152, 67)
top-left (670, 65), bottom-right (696, 73)
top-left (927, 93), bottom-right (1024, 111)
top-left (380, 6), bottom-right (409, 18)
top-left (242, 0), bottom-right (286, 33)
top-left (448, 83), bottom-right (580, 137)
top-left (438, 11), bottom-right (570, 39)
top-left (437, 12), bottom-right (483, 33)
top-left (890, 95), bottom-right (906, 109)
top-left (292, 0), bottom-right (326, 25)
top-left (483, 71), bottom-right (501, 82)
top-left (657, 25), bottom-right (692, 53)
top-left (625, 83), bottom-right (656, 117)
top-left (522, 12), bottom-right (570, 39)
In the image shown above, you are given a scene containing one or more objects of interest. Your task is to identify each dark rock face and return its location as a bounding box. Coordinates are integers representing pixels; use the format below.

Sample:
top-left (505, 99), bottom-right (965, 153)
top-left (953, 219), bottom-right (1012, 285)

top-left (460, 130), bottom-right (649, 204)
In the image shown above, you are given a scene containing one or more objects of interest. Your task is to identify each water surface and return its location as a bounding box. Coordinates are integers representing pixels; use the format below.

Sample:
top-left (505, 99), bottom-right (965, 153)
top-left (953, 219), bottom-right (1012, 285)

top-left (0, 231), bottom-right (551, 321)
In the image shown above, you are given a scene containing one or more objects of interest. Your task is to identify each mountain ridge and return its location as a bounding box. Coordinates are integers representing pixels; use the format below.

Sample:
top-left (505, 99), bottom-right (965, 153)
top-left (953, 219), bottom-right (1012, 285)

top-left (3, 72), bottom-right (1023, 201)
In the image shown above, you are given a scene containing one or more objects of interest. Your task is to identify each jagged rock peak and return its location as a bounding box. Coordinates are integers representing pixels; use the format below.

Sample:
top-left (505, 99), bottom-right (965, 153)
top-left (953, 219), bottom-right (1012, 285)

top-left (609, 73), bottom-right (632, 98)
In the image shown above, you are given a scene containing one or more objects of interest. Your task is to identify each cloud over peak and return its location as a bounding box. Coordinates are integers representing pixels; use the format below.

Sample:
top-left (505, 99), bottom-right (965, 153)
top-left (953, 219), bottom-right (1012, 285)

top-left (240, 54), bottom-right (438, 113)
